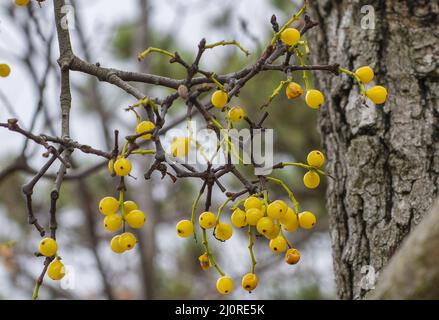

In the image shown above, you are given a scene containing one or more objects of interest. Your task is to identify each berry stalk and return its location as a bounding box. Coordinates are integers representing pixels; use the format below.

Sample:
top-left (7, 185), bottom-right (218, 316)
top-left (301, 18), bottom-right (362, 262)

top-left (201, 228), bottom-right (225, 277)
top-left (248, 226), bottom-right (257, 274)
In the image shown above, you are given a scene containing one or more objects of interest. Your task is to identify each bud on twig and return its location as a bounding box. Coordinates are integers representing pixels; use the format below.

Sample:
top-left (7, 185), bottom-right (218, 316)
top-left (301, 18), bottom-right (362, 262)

top-left (178, 84), bottom-right (189, 100)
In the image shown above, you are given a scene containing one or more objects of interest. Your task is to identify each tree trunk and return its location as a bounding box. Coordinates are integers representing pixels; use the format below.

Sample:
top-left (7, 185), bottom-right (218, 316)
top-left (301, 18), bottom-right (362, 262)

top-left (309, 0), bottom-right (439, 299)
top-left (368, 198), bottom-right (439, 299)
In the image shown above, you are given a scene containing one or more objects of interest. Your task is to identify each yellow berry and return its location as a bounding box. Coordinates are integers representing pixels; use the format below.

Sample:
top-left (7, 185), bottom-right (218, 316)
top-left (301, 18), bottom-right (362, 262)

top-left (171, 136), bottom-right (190, 157)
top-left (125, 210), bottom-right (146, 229)
top-left (303, 171), bottom-right (320, 189)
top-left (0, 63), bottom-right (11, 77)
top-left (103, 214), bottom-right (122, 232)
top-left (211, 90), bottom-right (228, 108)
top-left (269, 236), bottom-right (288, 253)
top-left (231, 208), bottom-right (247, 228)
top-left (119, 232), bottom-right (136, 251)
top-left (307, 150), bottom-right (325, 168)
top-left (355, 66), bottom-right (374, 84)
top-left (367, 85), bottom-right (388, 104)
top-left (123, 200), bottom-right (138, 214)
top-left (99, 196), bottom-right (120, 215)
top-left (47, 259), bottom-right (65, 280)
top-left (176, 220), bottom-right (194, 238)
top-left (15, 0), bottom-right (30, 6)
top-left (280, 208), bottom-right (299, 232)
top-left (280, 28), bottom-right (301, 46)
top-left (285, 82), bottom-right (304, 100)
top-left (244, 196), bottom-right (263, 211)
top-left (107, 156), bottom-right (121, 175)
top-left (245, 208), bottom-right (264, 226)
top-left (110, 235), bottom-right (125, 254)
top-left (199, 253), bottom-right (211, 271)
top-left (298, 211), bottom-right (316, 229)
top-left (216, 276), bottom-right (233, 295)
top-left (228, 107), bottom-right (246, 123)
top-left (279, 207), bottom-right (295, 225)
top-left (199, 211), bottom-right (216, 229)
top-left (135, 121), bottom-right (155, 140)
top-left (108, 159), bottom-right (115, 175)
top-left (114, 158), bottom-right (132, 176)
top-left (214, 222), bottom-right (233, 241)
top-left (285, 248), bottom-right (301, 265)
top-left (265, 223), bottom-right (281, 240)
top-left (267, 200), bottom-right (287, 219)
top-left (39, 238), bottom-right (58, 257)
top-left (305, 89), bottom-right (325, 109)
top-left (256, 217), bottom-right (274, 236)
top-left (242, 273), bottom-right (258, 292)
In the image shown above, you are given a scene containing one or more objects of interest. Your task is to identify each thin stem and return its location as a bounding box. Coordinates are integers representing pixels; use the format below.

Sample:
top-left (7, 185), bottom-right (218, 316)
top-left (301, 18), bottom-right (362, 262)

top-left (282, 161), bottom-right (329, 177)
top-left (119, 190), bottom-right (126, 233)
top-left (216, 197), bottom-right (232, 222)
top-left (121, 141), bottom-right (129, 157)
top-left (205, 40), bottom-right (250, 56)
top-left (295, 48), bottom-right (310, 91)
top-left (339, 67), bottom-right (366, 96)
top-left (263, 190), bottom-right (270, 207)
top-left (248, 226), bottom-right (257, 274)
top-left (271, 0), bottom-right (308, 46)
top-left (201, 228), bottom-right (225, 276)
top-left (230, 198), bottom-right (246, 210)
top-left (280, 228), bottom-right (292, 248)
top-left (138, 47), bottom-right (176, 61)
top-left (261, 78), bottom-right (291, 108)
top-left (266, 176), bottom-right (299, 213)
top-left (210, 74), bottom-right (225, 91)
top-left (210, 117), bottom-right (224, 130)
top-left (32, 282), bottom-right (41, 300)
top-left (191, 187), bottom-right (205, 243)
top-left (130, 149), bottom-right (156, 155)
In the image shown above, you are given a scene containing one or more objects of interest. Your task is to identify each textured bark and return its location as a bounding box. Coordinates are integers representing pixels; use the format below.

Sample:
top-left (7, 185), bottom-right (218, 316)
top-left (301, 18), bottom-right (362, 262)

top-left (369, 198), bottom-right (439, 299)
top-left (309, 0), bottom-right (439, 299)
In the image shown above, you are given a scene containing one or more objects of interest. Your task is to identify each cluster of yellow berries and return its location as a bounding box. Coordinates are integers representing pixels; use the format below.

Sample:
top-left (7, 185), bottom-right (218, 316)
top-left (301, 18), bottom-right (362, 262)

top-left (355, 66), bottom-right (388, 104)
top-left (211, 90), bottom-right (246, 124)
top-left (102, 116), bottom-right (158, 254)
top-left (174, 150), bottom-right (325, 295)
top-left (279, 28), bottom-right (388, 109)
top-left (234, 197), bottom-right (316, 239)
top-left (285, 81), bottom-right (325, 109)
top-left (303, 150), bottom-right (325, 189)
top-left (99, 196), bottom-right (146, 254)
top-left (218, 249), bottom-right (302, 294)
top-left (37, 238), bottom-right (65, 281)
top-left (176, 194), bottom-right (316, 294)
top-left (176, 214), bottom-right (234, 241)
top-left (278, 27), bottom-right (326, 110)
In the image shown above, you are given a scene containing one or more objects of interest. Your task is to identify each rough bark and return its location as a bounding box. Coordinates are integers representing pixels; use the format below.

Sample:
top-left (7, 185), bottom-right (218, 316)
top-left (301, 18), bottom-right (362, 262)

top-left (309, 0), bottom-right (439, 299)
top-left (368, 198), bottom-right (439, 299)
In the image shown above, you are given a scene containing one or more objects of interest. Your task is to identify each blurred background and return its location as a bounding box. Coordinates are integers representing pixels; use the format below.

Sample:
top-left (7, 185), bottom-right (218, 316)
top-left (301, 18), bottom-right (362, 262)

top-left (0, 0), bottom-right (334, 299)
